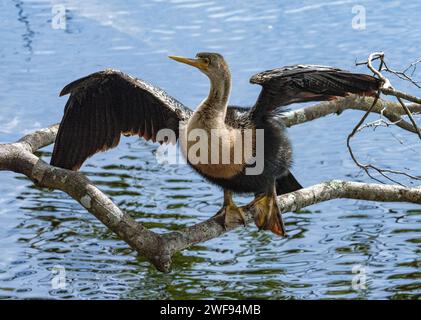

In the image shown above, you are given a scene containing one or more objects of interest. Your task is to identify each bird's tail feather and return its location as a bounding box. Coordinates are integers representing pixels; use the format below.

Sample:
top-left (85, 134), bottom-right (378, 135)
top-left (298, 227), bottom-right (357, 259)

top-left (276, 170), bottom-right (302, 195)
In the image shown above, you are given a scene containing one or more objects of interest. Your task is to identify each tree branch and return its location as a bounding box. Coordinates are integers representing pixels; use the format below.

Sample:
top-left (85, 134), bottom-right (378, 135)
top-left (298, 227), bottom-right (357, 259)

top-left (163, 180), bottom-right (420, 255)
top-left (0, 130), bottom-right (169, 271)
top-left (281, 94), bottom-right (421, 134)
top-left (1, 101), bottom-right (420, 271)
top-left (344, 53), bottom-right (421, 184)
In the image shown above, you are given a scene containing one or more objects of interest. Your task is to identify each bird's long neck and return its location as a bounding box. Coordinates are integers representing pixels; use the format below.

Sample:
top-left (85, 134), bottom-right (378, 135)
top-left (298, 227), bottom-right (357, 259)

top-left (196, 70), bottom-right (231, 124)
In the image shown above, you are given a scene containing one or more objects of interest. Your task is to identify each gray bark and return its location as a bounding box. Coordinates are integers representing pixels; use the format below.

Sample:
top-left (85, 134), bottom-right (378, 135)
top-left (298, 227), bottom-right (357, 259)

top-left (0, 95), bottom-right (420, 272)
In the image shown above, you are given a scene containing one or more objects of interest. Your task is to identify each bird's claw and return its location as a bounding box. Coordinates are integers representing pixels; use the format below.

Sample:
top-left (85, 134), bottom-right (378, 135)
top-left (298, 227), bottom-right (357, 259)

top-left (221, 204), bottom-right (247, 229)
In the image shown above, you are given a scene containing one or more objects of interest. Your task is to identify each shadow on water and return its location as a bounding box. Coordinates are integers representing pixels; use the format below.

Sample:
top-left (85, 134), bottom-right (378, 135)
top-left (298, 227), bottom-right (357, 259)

top-left (0, 0), bottom-right (420, 299)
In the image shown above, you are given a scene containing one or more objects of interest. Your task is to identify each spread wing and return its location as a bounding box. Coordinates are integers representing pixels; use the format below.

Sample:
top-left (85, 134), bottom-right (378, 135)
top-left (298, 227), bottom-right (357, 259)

top-left (249, 64), bottom-right (380, 117)
top-left (51, 69), bottom-right (193, 170)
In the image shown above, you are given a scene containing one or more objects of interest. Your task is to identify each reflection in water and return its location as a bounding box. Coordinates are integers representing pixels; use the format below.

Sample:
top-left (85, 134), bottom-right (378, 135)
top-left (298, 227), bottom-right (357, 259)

top-left (13, 0), bottom-right (34, 61)
top-left (0, 0), bottom-right (420, 299)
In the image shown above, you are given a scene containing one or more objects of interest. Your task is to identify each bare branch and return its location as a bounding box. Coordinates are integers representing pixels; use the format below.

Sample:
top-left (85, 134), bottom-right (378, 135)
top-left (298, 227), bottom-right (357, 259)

top-left (343, 53), bottom-right (421, 184)
top-left (0, 120), bottom-right (420, 272)
top-left (281, 94), bottom-right (421, 134)
top-left (2, 51), bottom-right (421, 271)
top-left (0, 136), bottom-right (170, 271)
top-left (165, 180), bottom-right (421, 254)
top-left (382, 58), bottom-right (421, 88)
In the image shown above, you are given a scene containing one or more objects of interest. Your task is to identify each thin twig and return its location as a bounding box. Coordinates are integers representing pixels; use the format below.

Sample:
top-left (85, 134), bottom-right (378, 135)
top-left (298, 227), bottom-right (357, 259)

top-left (348, 52), bottom-right (421, 184)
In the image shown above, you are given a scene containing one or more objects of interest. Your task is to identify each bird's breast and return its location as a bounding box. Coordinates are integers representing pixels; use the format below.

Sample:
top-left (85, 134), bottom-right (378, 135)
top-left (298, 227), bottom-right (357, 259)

top-left (179, 115), bottom-right (256, 179)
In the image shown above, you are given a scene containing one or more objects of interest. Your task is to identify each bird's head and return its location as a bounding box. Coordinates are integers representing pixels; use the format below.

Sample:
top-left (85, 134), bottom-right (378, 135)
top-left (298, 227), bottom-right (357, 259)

top-left (169, 52), bottom-right (230, 81)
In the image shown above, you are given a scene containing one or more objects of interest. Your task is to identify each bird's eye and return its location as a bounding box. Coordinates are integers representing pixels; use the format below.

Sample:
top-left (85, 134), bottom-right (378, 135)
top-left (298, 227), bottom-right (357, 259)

top-left (202, 58), bottom-right (210, 65)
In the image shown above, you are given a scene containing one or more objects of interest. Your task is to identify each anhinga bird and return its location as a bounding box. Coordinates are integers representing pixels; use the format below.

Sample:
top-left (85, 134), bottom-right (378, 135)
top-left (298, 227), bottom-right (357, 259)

top-left (51, 52), bottom-right (379, 236)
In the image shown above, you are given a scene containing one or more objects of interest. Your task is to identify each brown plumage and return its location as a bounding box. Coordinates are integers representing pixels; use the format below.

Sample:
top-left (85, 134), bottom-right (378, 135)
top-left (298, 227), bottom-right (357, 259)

top-left (51, 54), bottom-right (380, 236)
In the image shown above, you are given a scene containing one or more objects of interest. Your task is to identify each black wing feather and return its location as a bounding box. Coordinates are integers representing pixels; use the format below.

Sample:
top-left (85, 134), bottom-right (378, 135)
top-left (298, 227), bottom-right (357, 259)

top-left (276, 170), bottom-right (302, 195)
top-left (250, 64), bottom-right (380, 117)
top-left (51, 69), bottom-right (192, 170)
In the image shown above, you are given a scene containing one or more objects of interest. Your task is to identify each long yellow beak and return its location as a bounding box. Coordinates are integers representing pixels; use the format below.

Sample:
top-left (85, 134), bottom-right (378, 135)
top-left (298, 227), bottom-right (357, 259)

top-left (168, 55), bottom-right (209, 70)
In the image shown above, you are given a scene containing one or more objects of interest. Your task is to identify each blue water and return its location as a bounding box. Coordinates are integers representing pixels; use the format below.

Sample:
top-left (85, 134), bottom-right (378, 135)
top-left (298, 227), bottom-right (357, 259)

top-left (0, 0), bottom-right (420, 299)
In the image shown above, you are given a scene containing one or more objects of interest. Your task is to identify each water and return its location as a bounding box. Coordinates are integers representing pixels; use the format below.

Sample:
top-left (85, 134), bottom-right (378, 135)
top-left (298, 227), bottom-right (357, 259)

top-left (0, 0), bottom-right (420, 299)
